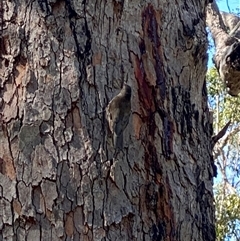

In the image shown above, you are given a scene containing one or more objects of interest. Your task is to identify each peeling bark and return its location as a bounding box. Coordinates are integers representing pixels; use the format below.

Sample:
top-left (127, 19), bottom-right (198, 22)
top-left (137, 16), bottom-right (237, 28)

top-left (0, 0), bottom-right (214, 240)
top-left (207, 2), bottom-right (240, 96)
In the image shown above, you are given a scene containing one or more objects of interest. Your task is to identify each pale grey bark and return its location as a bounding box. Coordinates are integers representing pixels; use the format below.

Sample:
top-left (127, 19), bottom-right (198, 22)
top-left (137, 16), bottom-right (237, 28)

top-left (0, 0), bottom-right (214, 240)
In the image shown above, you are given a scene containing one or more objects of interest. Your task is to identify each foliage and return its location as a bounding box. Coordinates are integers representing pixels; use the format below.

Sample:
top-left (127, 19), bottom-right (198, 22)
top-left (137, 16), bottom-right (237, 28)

top-left (215, 185), bottom-right (240, 241)
top-left (207, 67), bottom-right (240, 241)
top-left (207, 67), bottom-right (240, 129)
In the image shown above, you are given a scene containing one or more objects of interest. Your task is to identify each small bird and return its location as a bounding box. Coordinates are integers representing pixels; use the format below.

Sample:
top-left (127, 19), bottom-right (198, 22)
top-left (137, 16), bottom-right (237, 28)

top-left (106, 84), bottom-right (132, 150)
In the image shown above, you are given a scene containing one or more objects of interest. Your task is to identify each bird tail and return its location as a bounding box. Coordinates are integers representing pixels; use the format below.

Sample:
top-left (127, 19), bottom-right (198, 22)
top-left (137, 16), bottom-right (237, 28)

top-left (113, 132), bottom-right (123, 150)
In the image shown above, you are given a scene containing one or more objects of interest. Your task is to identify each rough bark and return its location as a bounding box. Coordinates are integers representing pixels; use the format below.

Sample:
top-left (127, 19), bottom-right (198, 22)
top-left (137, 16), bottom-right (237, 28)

top-left (0, 0), bottom-right (214, 240)
top-left (207, 2), bottom-right (240, 96)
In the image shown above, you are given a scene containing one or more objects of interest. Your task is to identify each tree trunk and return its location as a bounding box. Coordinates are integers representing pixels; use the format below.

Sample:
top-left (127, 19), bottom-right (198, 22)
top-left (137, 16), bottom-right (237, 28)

top-left (0, 0), bottom-right (215, 240)
top-left (207, 2), bottom-right (240, 96)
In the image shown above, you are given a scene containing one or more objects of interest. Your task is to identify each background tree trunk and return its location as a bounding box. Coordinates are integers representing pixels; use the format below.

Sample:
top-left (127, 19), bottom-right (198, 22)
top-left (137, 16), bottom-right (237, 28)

top-left (207, 2), bottom-right (240, 96)
top-left (0, 0), bottom-right (215, 240)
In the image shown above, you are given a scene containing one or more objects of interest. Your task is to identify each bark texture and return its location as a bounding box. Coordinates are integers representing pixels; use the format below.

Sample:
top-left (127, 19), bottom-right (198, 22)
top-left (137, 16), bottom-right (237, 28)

top-left (207, 2), bottom-right (240, 96)
top-left (0, 0), bottom-right (215, 240)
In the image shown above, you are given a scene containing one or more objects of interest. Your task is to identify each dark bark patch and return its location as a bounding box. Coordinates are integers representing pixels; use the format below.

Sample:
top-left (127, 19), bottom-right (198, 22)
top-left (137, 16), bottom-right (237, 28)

top-left (196, 181), bottom-right (216, 241)
top-left (67, 1), bottom-right (92, 61)
top-left (163, 116), bottom-right (174, 158)
top-left (144, 143), bottom-right (162, 176)
top-left (150, 221), bottom-right (166, 241)
top-left (0, 36), bottom-right (9, 56)
top-left (226, 42), bottom-right (240, 70)
top-left (0, 157), bottom-right (4, 174)
top-left (113, 0), bottom-right (124, 20)
top-left (38, 0), bottom-right (51, 14)
top-left (26, 71), bottom-right (38, 94)
top-left (171, 86), bottom-right (194, 142)
top-left (18, 124), bottom-right (41, 154)
top-left (194, 110), bottom-right (199, 123)
top-left (157, 108), bottom-right (174, 159)
top-left (145, 182), bottom-right (158, 210)
top-left (139, 39), bottom-right (146, 55)
top-left (183, 23), bottom-right (195, 38)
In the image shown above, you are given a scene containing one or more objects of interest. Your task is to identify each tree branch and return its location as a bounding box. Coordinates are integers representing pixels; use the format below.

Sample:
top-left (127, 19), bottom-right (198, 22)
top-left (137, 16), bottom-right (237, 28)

top-left (221, 11), bottom-right (240, 38)
top-left (207, 3), bottom-right (240, 96)
top-left (213, 124), bottom-right (240, 160)
top-left (212, 121), bottom-right (231, 148)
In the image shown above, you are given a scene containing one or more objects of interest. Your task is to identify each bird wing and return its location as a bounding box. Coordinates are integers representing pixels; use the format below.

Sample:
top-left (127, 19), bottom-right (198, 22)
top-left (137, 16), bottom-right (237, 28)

top-left (106, 99), bottom-right (120, 133)
top-left (113, 104), bottom-right (130, 135)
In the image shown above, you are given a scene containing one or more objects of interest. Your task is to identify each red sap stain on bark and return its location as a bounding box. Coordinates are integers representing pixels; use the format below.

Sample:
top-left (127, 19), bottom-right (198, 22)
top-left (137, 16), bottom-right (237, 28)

top-left (142, 4), bottom-right (165, 99)
top-left (134, 5), bottom-right (175, 241)
top-left (131, 52), bottom-right (155, 116)
top-left (132, 4), bottom-right (166, 117)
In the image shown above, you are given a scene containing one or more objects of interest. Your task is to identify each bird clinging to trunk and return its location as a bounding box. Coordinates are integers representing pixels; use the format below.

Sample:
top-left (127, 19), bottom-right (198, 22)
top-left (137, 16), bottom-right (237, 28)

top-left (106, 84), bottom-right (132, 151)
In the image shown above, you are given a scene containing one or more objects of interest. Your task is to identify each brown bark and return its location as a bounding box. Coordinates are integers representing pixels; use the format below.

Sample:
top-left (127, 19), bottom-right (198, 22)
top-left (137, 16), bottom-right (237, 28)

top-left (0, 0), bottom-right (215, 240)
top-left (207, 2), bottom-right (240, 96)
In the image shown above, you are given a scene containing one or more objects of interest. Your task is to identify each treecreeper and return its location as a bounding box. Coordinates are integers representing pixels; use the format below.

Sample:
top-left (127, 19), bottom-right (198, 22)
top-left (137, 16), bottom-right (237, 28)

top-left (106, 84), bottom-right (132, 151)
